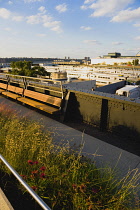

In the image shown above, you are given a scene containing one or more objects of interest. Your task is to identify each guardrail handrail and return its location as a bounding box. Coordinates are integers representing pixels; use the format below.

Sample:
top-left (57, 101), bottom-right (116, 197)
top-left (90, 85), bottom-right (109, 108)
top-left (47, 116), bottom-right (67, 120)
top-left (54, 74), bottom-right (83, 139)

top-left (0, 154), bottom-right (51, 210)
top-left (0, 73), bottom-right (61, 84)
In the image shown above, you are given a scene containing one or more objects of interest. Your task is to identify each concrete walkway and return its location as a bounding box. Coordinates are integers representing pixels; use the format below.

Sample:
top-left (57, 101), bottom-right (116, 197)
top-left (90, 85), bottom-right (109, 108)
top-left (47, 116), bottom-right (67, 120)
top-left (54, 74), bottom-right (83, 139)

top-left (0, 188), bottom-right (14, 210)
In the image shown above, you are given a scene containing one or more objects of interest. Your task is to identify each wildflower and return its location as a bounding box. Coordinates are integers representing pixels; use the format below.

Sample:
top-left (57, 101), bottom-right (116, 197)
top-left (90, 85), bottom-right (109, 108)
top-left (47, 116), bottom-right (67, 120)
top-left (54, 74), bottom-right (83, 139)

top-left (40, 173), bottom-right (46, 179)
top-left (79, 184), bottom-right (86, 193)
top-left (88, 205), bottom-right (94, 210)
top-left (31, 170), bottom-right (38, 177)
top-left (40, 166), bottom-right (46, 171)
top-left (20, 175), bottom-right (27, 179)
top-left (27, 160), bottom-right (34, 165)
top-left (62, 173), bottom-right (67, 178)
top-left (34, 161), bottom-right (39, 164)
top-left (72, 184), bottom-right (77, 191)
top-left (31, 186), bottom-right (38, 191)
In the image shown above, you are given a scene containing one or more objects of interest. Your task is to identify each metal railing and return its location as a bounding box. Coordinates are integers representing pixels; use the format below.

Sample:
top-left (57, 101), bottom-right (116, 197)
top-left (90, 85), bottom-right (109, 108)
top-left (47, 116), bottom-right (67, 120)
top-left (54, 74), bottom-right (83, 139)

top-left (0, 154), bottom-right (51, 210)
top-left (0, 73), bottom-right (64, 98)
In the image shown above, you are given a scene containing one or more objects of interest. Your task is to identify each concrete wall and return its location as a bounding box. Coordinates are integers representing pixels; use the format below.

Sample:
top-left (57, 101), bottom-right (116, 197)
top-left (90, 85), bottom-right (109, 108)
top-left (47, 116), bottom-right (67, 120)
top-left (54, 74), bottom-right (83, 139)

top-left (95, 81), bottom-right (126, 94)
top-left (63, 80), bottom-right (96, 92)
top-left (65, 90), bottom-right (140, 140)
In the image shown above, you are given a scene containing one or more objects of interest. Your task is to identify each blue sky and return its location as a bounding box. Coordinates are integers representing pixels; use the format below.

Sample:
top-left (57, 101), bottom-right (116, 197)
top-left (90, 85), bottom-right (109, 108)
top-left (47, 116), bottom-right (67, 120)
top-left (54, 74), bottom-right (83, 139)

top-left (0, 0), bottom-right (140, 58)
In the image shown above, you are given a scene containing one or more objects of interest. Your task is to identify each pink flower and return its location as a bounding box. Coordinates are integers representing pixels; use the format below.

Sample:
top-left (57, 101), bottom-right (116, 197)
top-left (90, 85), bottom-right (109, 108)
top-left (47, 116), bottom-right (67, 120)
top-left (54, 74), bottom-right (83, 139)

top-left (31, 170), bottom-right (38, 177)
top-left (40, 173), bottom-right (46, 179)
top-left (40, 166), bottom-right (46, 171)
top-left (31, 186), bottom-right (37, 191)
top-left (20, 175), bottom-right (27, 179)
top-left (27, 160), bottom-right (34, 165)
top-left (34, 161), bottom-right (39, 164)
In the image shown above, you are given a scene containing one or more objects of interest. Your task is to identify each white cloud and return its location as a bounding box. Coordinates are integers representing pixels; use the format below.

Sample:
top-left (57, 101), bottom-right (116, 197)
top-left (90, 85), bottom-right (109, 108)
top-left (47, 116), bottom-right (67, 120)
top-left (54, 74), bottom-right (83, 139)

top-left (26, 7), bottom-right (62, 33)
top-left (26, 14), bottom-right (41, 24)
top-left (37, 33), bottom-right (46, 37)
top-left (90, 0), bottom-right (134, 17)
top-left (81, 0), bottom-right (134, 17)
top-left (8, 1), bottom-right (13, 5)
top-left (38, 6), bottom-right (46, 14)
top-left (55, 3), bottom-right (67, 13)
top-left (133, 23), bottom-right (140, 27)
top-left (112, 42), bottom-right (123, 45)
top-left (83, 40), bottom-right (100, 44)
top-left (111, 7), bottom-right (140, 22)
top-left (84, 0), bottom-right (95, 4)
top-left (80, 5), bottom-right (88, 10)
top-left (12, 16), bottom-right (24, 21)
top-left (0, 8), bottom-right (11, 19)
top-left (81, 26), bottom-right (92, 30)
top-left (0, 8), bottom-right (23, 22)
top-left (43, 20), bottom-right (62, 33)
top-left (24, 0), bottom-right (43, 3)
top-left (4, 27), bottom-right (11, 31)
top-left (135, 36), bottom-right (140, 40)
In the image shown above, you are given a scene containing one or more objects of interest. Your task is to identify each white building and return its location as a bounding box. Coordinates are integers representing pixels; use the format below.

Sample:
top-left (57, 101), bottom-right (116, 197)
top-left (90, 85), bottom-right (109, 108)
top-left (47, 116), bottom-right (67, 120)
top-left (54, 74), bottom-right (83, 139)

top-left (116, 85), bottom-right (140, 98)
top-left (91, 58), bottom-right (136, 65)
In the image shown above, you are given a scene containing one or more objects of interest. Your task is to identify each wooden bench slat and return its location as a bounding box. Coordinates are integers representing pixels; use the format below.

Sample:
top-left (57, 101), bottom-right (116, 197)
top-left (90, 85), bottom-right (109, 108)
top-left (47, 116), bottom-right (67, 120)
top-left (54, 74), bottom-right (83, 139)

top-left (2, 92), bottom-right (21, 100)
top-left (7, 85), bottom-right (23, 94)
top-left (17, 97), bottom-right (59, 114)
top-left (0, 83), bottom-right (7, 90)
top-left (0, 88), bottom-right (5, 93)
top-left (24, 89), bottom-right (62, 107)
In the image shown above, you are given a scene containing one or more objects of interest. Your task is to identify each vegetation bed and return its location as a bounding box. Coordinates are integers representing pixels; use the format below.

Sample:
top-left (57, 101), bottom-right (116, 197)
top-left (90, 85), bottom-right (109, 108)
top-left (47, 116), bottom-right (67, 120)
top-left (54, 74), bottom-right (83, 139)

top-left (0, 104), bottom-right (139, 210)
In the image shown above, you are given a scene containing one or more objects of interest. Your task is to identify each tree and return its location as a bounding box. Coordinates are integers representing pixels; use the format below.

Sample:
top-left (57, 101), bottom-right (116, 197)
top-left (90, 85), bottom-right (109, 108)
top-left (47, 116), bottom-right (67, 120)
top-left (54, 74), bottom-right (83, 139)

top-left (132, 59), bottom-right (139, 66)
top-left (32, 66), bottom-right (50, 77)
top-left (127, 61), bottom-right (132, 66)
top-left (10, 61), bottom-right (50, 77)
top-left (10, 61), bottom-right (32, 76)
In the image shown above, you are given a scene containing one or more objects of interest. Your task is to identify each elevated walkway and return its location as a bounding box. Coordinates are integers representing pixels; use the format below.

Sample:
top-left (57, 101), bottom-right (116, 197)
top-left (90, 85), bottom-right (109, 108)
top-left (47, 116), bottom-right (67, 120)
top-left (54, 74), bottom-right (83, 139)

top-left (0, 95), bottom-right (140, 176)
top-left (0, 95), bottom-right (140, 208)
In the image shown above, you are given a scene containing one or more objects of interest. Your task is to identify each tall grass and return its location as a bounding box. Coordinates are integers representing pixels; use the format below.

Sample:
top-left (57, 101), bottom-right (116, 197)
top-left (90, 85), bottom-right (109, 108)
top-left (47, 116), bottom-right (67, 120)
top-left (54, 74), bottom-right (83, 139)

top-left (0, 104), bottom-right (139, 210)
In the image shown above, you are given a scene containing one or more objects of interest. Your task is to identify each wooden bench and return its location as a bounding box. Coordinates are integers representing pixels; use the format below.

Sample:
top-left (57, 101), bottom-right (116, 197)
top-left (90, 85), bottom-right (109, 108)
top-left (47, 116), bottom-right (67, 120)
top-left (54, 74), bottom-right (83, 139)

top-left (17, 89), bottom-right (62, 114)
top-left (0, 82), bottom-right (63, 114)
top-left (2, 85), bottom-right (23, 100)
top-left (0, 82), bottom-right (7, 93)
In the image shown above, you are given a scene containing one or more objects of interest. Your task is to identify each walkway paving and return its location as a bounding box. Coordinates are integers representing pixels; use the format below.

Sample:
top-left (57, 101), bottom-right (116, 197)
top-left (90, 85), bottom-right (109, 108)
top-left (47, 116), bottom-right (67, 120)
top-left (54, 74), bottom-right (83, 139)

top-left (0, 188), bottom-right (14, 210)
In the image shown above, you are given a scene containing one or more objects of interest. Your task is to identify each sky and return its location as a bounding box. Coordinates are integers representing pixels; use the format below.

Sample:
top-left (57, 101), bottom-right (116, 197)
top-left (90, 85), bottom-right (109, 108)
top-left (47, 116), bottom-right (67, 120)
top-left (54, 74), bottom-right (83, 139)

top-left (0, 0), bottom-right (140, 59)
